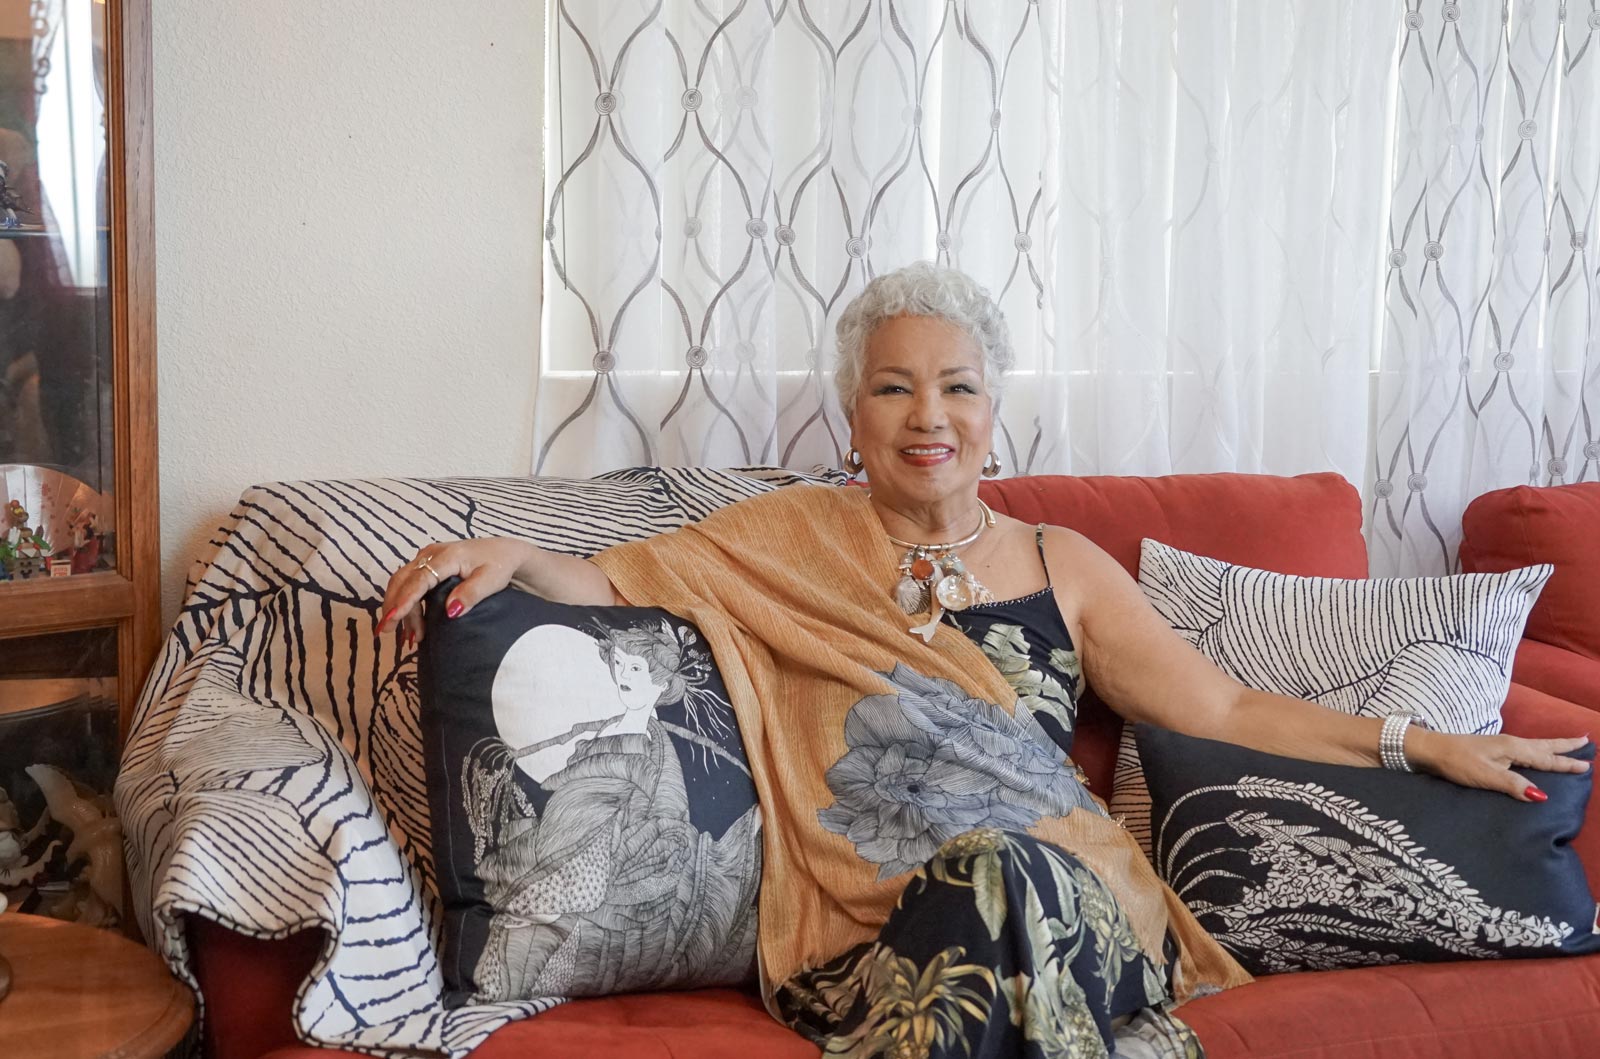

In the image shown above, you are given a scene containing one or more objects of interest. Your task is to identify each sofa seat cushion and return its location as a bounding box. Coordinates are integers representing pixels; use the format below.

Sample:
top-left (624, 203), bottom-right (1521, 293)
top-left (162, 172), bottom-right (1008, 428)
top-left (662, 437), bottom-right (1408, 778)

top-left (1515, 637), bottom-right (1600, 715)
top-left (1461, 482), bottom-right (1600, 662)
top-left (256, 989), bottom-right (818, 1059)
top-left (1180, 955), bottom-right (1600, 1059)
top-left (255, 958), bottom-right (1600, 1059)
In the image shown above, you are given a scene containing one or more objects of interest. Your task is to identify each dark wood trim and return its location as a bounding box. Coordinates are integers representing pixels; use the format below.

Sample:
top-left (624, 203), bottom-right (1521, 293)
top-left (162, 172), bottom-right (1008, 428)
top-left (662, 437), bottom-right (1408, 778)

top-left (0, 627), bottom-right (119, 680)
top-left (0, 573), bottom-right (136, 638)
top-left (107, 0), bottom-right (160, 737)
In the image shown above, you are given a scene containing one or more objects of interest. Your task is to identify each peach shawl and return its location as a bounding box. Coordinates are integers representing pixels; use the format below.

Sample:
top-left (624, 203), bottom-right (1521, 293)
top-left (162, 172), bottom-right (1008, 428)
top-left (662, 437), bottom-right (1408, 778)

top-left (593, 485), bottom-right (1249, 1008)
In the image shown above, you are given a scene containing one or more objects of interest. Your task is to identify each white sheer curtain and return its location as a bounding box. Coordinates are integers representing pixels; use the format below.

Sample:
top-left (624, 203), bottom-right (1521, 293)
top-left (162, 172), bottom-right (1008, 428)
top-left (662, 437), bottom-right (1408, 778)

top-left (1052, 1), bottom-right (1390, 482)
top-left (1370, 2), bottom-right (1600, 575)
top-left (534, 1), bottom-right (1600, 575)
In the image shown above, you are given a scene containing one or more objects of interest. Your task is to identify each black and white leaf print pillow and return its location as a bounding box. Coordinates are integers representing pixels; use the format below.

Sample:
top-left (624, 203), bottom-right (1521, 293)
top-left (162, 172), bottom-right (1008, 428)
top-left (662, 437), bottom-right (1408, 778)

top-left (1137, 723), bottom-right (1600, 975)
top-left (418, 579), bottom-right (760, 1008)
top-left (1110, 540), bottom-right (1552, 858)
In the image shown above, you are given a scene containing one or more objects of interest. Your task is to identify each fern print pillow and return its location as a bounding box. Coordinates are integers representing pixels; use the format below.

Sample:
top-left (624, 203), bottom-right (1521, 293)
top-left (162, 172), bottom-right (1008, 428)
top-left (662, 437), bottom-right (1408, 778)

top-left (1137, 724), bottom-right (1600, 974)
top-left (1110, 540), bottom-right (1552, 858)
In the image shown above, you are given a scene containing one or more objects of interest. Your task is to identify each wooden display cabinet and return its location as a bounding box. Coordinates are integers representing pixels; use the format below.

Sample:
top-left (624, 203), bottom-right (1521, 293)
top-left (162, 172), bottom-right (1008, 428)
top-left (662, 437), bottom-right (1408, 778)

top-left (0, 0), bottom-right (155, 930)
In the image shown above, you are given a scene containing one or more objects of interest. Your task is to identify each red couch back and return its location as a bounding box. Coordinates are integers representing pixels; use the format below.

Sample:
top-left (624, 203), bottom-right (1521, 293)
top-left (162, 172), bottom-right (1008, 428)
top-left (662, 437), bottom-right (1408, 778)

top-left (1461, 482), bottom-right (1600, 663)
top-left (979, 472), bottom-right (1368, 791)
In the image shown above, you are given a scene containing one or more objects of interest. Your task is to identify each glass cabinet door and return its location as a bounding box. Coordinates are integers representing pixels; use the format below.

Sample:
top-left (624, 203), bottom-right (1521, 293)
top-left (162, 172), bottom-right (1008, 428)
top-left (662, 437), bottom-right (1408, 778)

top-left (0, 0), bottom-right (152, 936)
top-left (0, 626), bottom-right (121, 925)
top-left (1, 0), bottom-right (115, 581)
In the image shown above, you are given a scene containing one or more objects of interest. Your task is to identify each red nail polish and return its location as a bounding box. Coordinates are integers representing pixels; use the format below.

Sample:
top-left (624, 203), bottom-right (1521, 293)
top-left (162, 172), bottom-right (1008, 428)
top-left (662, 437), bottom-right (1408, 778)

top-left (447, 600), bottom-right (464, 619)
top-left (405, 631), bottom-right (414, 650)
top-left (1526, 786), bottom-right (1548, 803)
top-left (377, 608), bottom-right (397, 634)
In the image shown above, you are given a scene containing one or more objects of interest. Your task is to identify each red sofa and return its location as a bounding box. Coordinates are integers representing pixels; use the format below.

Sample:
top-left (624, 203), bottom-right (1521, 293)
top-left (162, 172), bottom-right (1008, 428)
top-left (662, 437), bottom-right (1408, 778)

top-left (1461, 482), bottom-right (1600, 715)
top-left (188, 472), bottom-right (1600, 1059)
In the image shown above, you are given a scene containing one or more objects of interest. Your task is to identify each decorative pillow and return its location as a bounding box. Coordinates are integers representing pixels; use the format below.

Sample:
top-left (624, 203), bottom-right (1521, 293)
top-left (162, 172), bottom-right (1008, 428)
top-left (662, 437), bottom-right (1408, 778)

top-left (1136, 723), bottom-right (1600, 975)
top-left (1110, 539), bottom-right (1553, 856)
top-left (419, 579), bottom-right (761, 1007)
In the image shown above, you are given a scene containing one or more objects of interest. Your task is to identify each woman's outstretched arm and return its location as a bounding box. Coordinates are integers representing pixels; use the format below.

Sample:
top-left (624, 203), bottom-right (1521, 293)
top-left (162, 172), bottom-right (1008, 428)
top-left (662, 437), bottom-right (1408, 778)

top-left (377, 538), bottom-right (623, 645)
top-left (1044, 527), bottom-right (1589, 803)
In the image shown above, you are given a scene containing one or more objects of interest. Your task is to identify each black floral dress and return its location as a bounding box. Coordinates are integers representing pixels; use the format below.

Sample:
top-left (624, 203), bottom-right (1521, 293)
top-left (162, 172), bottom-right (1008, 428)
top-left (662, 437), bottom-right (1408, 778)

top-left (774, 529), bottom-right (1202, 1059)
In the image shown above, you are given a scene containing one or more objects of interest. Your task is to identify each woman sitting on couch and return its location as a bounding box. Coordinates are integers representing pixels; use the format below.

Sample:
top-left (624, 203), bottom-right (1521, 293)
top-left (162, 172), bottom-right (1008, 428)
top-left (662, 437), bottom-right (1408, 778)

top-left (378, 263), bottom-right (1587, 1058)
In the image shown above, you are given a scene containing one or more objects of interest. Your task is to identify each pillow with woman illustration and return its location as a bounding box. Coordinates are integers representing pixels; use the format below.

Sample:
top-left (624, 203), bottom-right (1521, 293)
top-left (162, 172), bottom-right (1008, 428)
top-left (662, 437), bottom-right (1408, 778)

top-left (417, 579), bottom-right (760, 1007)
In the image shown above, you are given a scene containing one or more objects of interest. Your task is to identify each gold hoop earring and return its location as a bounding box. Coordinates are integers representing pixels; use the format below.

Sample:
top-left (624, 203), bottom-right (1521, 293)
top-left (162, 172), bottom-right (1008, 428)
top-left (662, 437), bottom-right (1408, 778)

top-left (982, 452), bottom-right (1002, 478)
top-left (844, 448), bottom-right (864, 477)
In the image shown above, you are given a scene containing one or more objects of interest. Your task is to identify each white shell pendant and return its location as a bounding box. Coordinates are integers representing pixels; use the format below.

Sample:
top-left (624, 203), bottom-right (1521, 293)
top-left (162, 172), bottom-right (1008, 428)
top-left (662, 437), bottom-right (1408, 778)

top-left (934, 573), bottom-right (974, 611)
top-left (894, 574), bottom-right (928, 615)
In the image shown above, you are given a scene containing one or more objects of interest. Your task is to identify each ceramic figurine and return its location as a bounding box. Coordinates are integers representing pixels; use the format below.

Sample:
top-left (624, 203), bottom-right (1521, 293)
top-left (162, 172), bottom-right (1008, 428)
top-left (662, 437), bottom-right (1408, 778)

top-left (0, 785), bottom-right (49, 846)
top-left (2, 501), bottom-right (52, 579)
top-left (0, 785), bottom-right (57, 895)
top-left (66, 510), bottom-right (101, 574)
top-left (0, 159), bottom-right (26, 229)
top-left (0, 828), bottom-right (57, 889)
top-left (23, 765), bottom-right (121, 926)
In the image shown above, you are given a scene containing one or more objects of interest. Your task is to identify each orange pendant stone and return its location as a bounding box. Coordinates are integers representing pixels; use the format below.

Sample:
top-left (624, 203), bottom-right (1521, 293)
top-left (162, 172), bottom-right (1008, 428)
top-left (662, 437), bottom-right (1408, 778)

top-left (910, 557), bottom-right (936, 580)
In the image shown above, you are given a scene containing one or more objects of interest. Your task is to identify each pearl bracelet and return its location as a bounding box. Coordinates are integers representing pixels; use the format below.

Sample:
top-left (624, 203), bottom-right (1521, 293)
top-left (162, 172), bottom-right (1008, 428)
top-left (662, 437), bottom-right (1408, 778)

top-left (1380, 713), bottom-right (1420, 773)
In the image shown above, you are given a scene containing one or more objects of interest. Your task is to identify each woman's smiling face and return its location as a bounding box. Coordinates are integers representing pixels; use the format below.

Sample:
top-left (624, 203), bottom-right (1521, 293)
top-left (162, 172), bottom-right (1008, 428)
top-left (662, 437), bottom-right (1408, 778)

top-left (849, 314), bottom-right (992, 509)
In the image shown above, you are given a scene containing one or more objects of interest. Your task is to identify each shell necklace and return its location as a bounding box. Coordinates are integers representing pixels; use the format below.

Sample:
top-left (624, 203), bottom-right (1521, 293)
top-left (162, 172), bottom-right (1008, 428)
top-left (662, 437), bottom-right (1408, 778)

top-left (887, 499), bottom-right (997, 642)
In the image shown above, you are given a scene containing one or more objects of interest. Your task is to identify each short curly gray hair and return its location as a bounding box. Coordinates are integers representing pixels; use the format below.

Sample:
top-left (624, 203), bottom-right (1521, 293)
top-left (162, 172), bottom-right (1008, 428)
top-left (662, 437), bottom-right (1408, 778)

top-left (834, 262), bottom-right (1014, 420)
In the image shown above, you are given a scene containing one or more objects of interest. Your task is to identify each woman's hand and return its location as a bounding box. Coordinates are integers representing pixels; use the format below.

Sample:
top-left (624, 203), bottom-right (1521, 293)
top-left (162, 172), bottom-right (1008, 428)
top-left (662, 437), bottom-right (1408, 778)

top-left (376, 538), bottom-right (534, 647)
top-left (1411, 729), bottom-right (1591, 802)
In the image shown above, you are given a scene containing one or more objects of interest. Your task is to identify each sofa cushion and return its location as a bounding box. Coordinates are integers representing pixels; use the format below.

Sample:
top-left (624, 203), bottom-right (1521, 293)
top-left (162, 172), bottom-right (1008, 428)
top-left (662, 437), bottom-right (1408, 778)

top-left (1137, 540), bottom-right (1547, 733)
top-left (1461, 482), bottom-right (1600, 662)
top-left (980, 472), bottom-right (1368, 581)
top-left (253, 961), bottom-right (1600, 1059)
top-left (1513, 638), bottom-right (1600, 715)
top-left (1180, 956), bottom-right (1600, 1059)
top-left (255, 988), bottom-right (819, 1059)
top-left (1111, 542), bottom-right (1550, 854)
top-left (419, 583), bottom-right (761, 1006)
top-left (1139, 723), bottom-right (1600, 974)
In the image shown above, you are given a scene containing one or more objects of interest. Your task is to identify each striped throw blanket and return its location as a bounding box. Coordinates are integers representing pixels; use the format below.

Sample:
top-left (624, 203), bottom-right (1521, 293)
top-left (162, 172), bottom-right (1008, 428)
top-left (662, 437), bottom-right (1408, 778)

top-left (114, 467), bottom-right (842, 1057)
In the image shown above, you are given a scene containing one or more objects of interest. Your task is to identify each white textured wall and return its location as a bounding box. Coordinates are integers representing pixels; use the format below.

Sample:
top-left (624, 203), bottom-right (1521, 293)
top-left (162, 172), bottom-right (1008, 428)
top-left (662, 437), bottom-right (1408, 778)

top-left (154, 3), bottom-right (542, 622)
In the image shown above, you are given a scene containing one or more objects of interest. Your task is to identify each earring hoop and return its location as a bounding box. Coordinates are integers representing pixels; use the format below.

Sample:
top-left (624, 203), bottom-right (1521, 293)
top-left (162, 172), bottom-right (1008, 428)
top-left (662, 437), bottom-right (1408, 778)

top-left (844, 448), bottom-right (864, 477)
top-left (982, 451), bottom-right (1002, 478)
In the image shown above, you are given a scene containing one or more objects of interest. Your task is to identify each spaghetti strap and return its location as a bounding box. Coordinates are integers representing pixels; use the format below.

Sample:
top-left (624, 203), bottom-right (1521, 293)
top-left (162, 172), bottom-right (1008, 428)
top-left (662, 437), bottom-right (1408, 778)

top-left (1035, 523), bottom-right (1052, 587)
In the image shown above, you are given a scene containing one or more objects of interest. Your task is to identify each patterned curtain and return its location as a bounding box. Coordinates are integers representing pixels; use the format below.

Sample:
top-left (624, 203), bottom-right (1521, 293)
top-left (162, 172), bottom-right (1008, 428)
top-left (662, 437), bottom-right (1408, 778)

top-left (534, 1), bottom-right (1600, 576)
top-left (1371, 2), bottom-right (1600, 575)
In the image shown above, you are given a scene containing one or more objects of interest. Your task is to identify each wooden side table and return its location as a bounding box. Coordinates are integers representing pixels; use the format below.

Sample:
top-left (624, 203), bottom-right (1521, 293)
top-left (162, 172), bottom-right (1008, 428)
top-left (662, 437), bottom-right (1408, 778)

top-left (0, 913), bottom-right (194, 1059)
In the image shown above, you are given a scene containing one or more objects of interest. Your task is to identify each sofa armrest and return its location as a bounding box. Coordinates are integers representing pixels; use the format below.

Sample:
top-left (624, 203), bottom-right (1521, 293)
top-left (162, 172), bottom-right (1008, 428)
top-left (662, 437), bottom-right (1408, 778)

top-left (1500, 682), bottom-right (1600, 873)
top-left (1513, 639), bottom-right (1600, 715)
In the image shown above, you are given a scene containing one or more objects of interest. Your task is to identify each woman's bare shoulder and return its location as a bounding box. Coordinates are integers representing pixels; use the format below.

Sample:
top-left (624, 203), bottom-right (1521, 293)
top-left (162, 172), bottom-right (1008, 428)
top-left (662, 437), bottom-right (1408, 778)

top-left (1035, 522), bottom-right (1137, 589)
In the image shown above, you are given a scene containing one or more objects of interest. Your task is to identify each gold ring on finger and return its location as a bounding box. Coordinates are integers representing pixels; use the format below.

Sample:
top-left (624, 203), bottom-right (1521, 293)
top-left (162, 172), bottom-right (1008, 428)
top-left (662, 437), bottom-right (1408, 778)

top-left (416, 557), bottom-right (441, 587)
